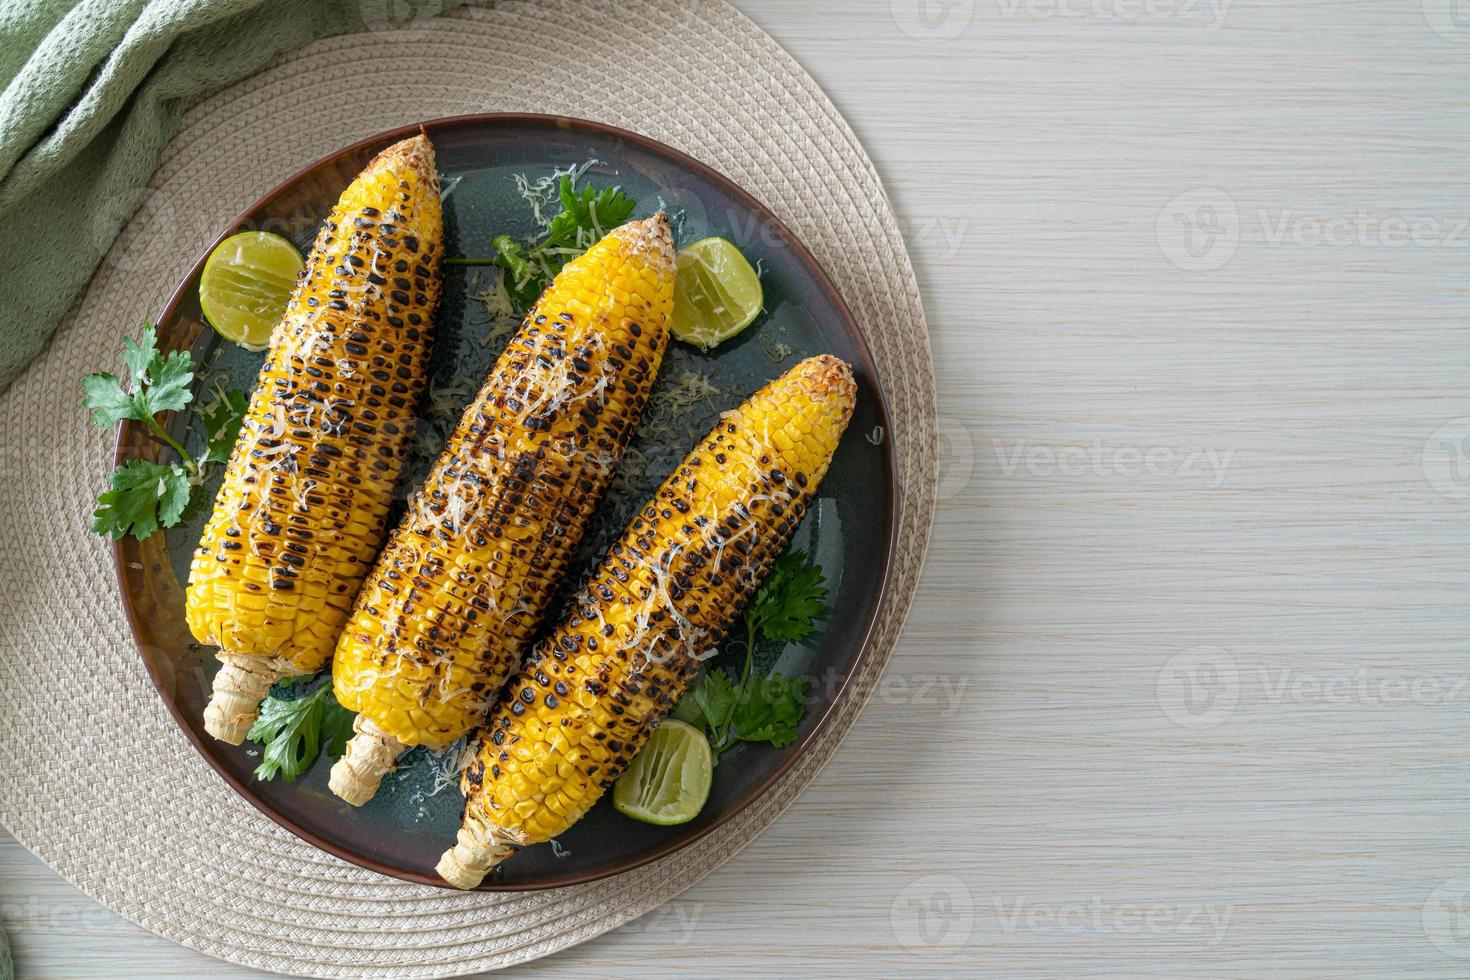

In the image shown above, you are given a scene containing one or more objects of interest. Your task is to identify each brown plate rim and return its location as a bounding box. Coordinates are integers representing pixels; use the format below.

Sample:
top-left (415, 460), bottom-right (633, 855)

top-left (112, 112), bottom-right (899, 890)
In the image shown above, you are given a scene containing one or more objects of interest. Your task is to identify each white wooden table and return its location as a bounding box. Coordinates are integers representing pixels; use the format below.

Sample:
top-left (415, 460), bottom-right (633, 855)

top-left (6, 1), bottom-right (1470, 975)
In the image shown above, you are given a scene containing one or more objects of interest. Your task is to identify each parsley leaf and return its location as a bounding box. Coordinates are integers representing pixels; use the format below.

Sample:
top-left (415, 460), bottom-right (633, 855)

top-left (135, 348), bottom-right (194, 417)
top-left (676, 550), bottom-right (828, 754)
top-left (449, 170), bottom-right (639, 316)
top-left (682, 666), bottom-right (738, 731)
top-left (544, 176), bottom-right (636, 249)
top-left (200, 385), bottom-right (249, 465)
top-left (121, 323), bottom-right (160, 384)
top-left (82, 372), bottom-right (139, 428)
top-left (86, 325), bottom-right (195, 427)
top-left (82, 325), bottom-right (248, 541)
top-left (246, 680), bottom-right (356, 781)
top-left (745, 550), bottom-right (829, 644)
top-left (729, 673), bottom-right (809, 749)
top-left (90, 459), bottom-right (192, 540)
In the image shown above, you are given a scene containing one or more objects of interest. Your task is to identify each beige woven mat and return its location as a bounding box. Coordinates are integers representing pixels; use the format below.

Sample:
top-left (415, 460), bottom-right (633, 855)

top-left (0, 1), bottom-right (936, 976)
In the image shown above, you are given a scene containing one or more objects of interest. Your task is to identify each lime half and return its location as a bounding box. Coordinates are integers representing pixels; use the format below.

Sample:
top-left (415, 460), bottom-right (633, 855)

top-left (613, 719), bottom-right (714, 826)
top-left (199, 231), bottom-right (303, 350)
top-left (670, 237), bottom-right (763, 350)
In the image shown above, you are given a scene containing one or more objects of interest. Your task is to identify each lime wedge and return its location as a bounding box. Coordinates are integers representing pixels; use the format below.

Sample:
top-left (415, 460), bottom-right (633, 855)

top-left (670, 237), bottom-right (763, 350)
top-left (199, 231), bottom-right (303, 350)
top-left (613, 719), bottom-right (713, 826)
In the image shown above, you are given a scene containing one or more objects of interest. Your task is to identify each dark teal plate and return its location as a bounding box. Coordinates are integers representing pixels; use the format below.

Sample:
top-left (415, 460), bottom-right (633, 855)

top-left (116, 114), bottom-right (897, 889)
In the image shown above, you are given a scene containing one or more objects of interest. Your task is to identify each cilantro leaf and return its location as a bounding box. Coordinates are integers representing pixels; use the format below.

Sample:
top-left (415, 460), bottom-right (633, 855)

top-left (90, 459), bottom-right (191, 540)
top-left (729, 673), bottom-right (809, 748)
top-left (478, 170), bottom-right (640, 316)
top-left (673, 550), bottom-right (830, 754)
top-left (134, 348), bottom-right (194, 417)
top-left (82, 372), bottom-right (139, 427)
top-left (685, 666), bottom-right (809, 753)
top-left (200, 385), bottom-right (248, 465)
top-left (542, 175), bottom-right (584, 247)
top-left (591, 186), bottom-right (636, 234)
top-left (491, 234), bottom-right (531, 283)
top-left (83, 323), bottom-right (250, 542)
top-left (122, 324), bottom-right (160, 385)
top-left (673, 666), bottom-right (738, 733)
top-left (490, 234), bottom-right (541, 311)
top-left (246, 681), bottom-right (356, 782)
top-left (87, 325), bottom-right (195, 427)
top-left (544, 176), bottom-right (636, 248)
top-left (744, 550), bottom-right (828, 644)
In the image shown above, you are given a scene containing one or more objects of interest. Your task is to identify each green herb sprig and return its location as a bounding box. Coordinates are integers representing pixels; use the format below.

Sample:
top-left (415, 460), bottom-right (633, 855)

top-left (246, 677), bottom-right (355, 782)
top-left (448, 172), bottom-right (637, 313)
top-left (83, 325), bottom-right (247, 540)
top-left (674, 550), bottom-right (828, 754)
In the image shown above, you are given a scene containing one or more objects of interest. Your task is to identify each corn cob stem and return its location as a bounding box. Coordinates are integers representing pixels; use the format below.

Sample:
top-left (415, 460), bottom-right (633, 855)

top-left (202, 652), bottom-right (290, 744)
top-left (328, 717), bottom-right (406, 805)
top-left (434, 812), bottom-right (521, 889)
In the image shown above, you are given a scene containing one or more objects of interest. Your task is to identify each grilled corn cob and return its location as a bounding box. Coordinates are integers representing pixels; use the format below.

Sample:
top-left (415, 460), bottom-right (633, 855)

top-left (188, 135), bottom-right (442, 744)
top-left (328, 215), bottom-right (675, 804)
top-left (437, 354), bottom-right (857, 888)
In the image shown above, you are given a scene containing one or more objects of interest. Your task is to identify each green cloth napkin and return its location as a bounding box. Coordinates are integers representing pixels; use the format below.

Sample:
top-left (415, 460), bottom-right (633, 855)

top-left (0, 0), bottom-right (464, 393)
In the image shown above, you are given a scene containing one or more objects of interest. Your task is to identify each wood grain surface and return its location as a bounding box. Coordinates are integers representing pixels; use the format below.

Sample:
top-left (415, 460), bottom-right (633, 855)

top-left (5, 0), bottom-right (1470, 976)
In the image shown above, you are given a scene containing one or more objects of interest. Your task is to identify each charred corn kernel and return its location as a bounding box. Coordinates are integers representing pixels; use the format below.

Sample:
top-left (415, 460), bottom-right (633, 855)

top-left (327, 216), bottom-right (675, 805)
top-left (436, 355), bottom-right (857, 888)
top-left (188, 135), bottom-right (442, 744)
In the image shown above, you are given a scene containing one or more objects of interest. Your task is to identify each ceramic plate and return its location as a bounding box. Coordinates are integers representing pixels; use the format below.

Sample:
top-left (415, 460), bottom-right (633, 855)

top-left (115, 114), bottom-right (896, 889)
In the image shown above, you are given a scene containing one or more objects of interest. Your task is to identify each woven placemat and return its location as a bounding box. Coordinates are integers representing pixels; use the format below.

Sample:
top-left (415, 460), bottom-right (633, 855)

top-left (0, 1), bottom-right (936, 976)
